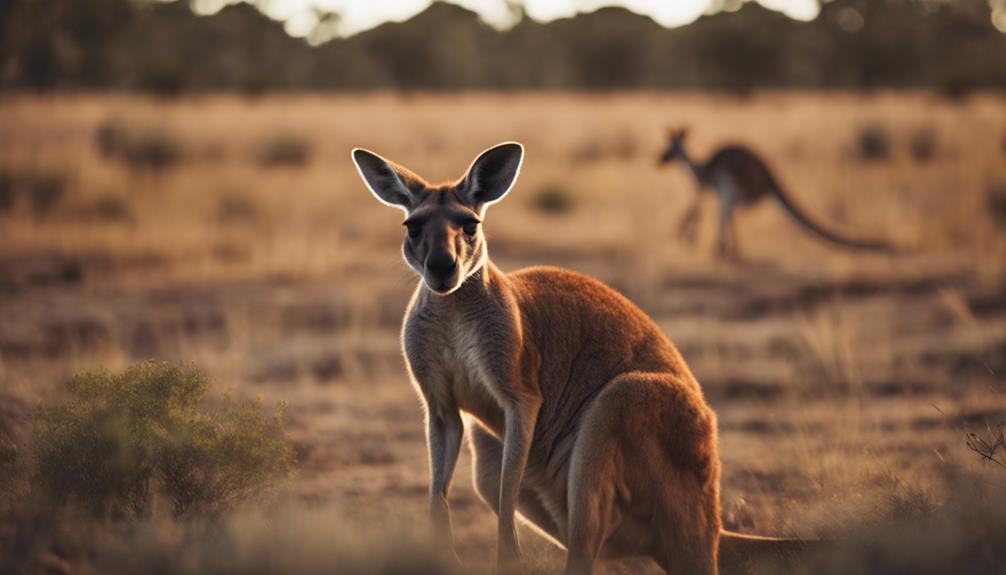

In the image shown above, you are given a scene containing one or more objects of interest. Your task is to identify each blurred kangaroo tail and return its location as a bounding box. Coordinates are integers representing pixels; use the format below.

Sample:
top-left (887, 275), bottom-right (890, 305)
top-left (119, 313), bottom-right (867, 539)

top-left (769, 183), bottom-right (895, 252)
top-left (718, 530), bottom-right (833, 573)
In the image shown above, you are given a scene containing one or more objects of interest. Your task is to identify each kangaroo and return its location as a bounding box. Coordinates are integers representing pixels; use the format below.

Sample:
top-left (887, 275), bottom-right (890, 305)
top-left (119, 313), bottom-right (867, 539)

top-left (659, 128), bottom-right (892, 258)
top-left (352, 142), bottom-right (808, 575)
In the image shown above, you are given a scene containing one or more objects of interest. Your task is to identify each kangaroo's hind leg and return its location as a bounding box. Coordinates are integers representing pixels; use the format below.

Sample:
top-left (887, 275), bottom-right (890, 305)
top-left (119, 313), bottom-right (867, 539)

top-left (469, 423), bottom-right (565, 546)
top-left (716, 198), bottom-right (740, 260)
top-left (565, 372), bottom-right (721, 575)
top-left (563, 434), bottom-right (617, 575)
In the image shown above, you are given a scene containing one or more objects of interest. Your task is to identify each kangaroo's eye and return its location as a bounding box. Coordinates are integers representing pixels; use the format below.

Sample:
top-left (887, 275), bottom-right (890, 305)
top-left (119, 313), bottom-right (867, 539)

top-left (462, 222), bottom-right (478, 236)
top-left (405, 222), bottom-right (421, 239)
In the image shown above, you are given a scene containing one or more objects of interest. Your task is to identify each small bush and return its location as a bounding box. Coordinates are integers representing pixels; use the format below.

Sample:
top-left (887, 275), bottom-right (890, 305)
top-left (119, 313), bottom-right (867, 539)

top-left (529, 183), bottom-right (574, 215)
top-left (0, 168), bottom-right (67, 215)
top-left (96, 119), bottom-right (126, 159)
top-left (257, 134), bottom-right (310, 167)
top-left (988, 183), bottom-right (1006, 228)
top-left (87, 194), bottom-right (132, 222)
top-left (30, 361), bottom-right (296, 519)
top-left (909, 127), bottom-right (937, 163)
top-left (856, 124), bottom-right (891, 162)
top-left (96, 119), bottom-right (182, 172)
top-left (217, 193), bottom-right (258, 223)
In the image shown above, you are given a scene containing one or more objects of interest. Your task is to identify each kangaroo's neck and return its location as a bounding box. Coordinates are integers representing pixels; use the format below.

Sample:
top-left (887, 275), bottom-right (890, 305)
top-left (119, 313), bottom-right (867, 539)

top-left (677, 146), bottom-right (708, 186)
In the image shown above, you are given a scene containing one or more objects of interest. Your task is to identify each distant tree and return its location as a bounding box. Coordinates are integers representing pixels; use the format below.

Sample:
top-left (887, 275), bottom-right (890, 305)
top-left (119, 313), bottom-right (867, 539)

top-left (1, 0), bottom-right (134, 89)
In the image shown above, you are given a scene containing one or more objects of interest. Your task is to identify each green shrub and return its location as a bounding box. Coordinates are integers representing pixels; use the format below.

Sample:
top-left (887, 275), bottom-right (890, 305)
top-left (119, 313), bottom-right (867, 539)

top-left (529, 183), bottom-right (574, 215)
top-left (257, 134), bottom-right (310, 167)
top-left (30, 361), bottom-right (295, 519)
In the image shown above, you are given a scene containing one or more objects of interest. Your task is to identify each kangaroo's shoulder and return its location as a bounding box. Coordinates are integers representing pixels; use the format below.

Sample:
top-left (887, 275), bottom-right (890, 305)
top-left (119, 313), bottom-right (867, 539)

top-left (709, 145), bottom-right (767, 168)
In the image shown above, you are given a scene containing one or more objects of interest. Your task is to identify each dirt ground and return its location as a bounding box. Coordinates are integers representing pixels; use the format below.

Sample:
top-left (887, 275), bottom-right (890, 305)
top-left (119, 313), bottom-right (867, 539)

top-left (1, 92), bottom-right (1004, 573)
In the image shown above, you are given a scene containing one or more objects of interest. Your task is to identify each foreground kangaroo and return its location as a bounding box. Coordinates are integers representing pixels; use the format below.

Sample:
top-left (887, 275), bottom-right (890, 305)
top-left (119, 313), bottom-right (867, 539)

top-left (659, 128), bottom-right (891, 258)
top-left (352, 142), bottom-right (801, 575)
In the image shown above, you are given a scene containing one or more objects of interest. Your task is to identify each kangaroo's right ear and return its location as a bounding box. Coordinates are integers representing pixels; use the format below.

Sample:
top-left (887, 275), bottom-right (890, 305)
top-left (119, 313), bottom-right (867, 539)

top-left (351, 148), bottom-right (423, 212)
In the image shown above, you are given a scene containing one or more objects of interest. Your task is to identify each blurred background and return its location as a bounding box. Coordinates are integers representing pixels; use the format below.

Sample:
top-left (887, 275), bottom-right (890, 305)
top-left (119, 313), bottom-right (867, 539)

top-left (1, 1), bottom-right (1006, 574)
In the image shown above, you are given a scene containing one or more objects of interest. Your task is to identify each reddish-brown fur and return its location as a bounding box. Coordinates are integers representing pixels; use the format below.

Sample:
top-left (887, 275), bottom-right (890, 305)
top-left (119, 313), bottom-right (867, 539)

top-left (352, 142), bottom-right (804, 575)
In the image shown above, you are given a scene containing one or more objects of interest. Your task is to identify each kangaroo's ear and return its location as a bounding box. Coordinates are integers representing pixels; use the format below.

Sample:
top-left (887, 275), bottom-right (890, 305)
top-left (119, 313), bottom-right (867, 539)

top-left (460, 142), bottom-right (523, 213)
top-left (352, 148), bottom-right (424, 212)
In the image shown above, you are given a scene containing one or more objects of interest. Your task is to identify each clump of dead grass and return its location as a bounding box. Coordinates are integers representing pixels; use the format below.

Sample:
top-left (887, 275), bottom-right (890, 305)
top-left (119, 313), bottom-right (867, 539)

top-left (96, 119), bottom-right (183, 172)
top-left (257, 134), bottom-right (311, 167)
top-left (0, 167), bottom-right (68, 216)
top-left (529, 183), bottom-right (575, 215)
top-left (965, 421), bottom-right (1006, 470)
top-left (856, 123), bottom-right (892, 162)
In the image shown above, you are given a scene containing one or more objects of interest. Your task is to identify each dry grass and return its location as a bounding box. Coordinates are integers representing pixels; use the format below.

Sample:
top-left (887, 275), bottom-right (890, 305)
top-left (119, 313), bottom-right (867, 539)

top-left (0, 92), bottom-right (1005, 574)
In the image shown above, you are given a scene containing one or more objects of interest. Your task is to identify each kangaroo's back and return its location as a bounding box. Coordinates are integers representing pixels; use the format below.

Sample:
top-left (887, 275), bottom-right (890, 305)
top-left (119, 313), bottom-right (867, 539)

top-left (705, 145), bottom-right (776, 204)
top-left (507, 266), bottom-right (701, 444)
top-left (510, 265), bottom-right (692, 382)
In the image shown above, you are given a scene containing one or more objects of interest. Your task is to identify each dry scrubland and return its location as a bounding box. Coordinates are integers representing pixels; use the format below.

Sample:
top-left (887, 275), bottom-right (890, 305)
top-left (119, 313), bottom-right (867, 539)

top-left (1, 92), bottom-right (1006, 574)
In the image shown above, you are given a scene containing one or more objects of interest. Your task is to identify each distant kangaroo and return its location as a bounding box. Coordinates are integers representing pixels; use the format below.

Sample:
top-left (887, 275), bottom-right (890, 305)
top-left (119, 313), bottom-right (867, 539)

top-left (352, 142), bottom-right (810, 575)
top-left (659, 128), bottom-right (891, 258)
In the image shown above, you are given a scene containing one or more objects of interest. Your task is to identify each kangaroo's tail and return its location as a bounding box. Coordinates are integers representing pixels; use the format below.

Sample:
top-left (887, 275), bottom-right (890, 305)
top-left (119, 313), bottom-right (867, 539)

top-left (765, 173), bottom-right (894, 252)
top-left (719, 529), bottom-right (833, 573)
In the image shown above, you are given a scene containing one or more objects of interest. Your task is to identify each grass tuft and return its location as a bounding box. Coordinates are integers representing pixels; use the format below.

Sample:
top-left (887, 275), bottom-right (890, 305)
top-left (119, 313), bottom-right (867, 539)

top-left (257, 134), bottom-right (311, 167)
top-left (856, 123), bottom-right (891, 162)
top-left (96, 119), bottom-right (182, 172)
top-left (529, 183), bottom-right (574, 215)
top-left (0, 167), bottom-right (68, 216)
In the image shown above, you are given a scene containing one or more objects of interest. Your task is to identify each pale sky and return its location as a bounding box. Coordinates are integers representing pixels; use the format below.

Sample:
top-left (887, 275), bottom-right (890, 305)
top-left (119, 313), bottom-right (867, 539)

top-left (190, 0), bottom-right (822, 41)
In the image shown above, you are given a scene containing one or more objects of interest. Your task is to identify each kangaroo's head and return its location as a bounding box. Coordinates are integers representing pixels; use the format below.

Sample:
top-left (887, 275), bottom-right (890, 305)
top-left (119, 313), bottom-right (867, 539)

top-left (352, 142), bottom-right (523, 295)
top-left (658, 127), bottom-right (689, 165)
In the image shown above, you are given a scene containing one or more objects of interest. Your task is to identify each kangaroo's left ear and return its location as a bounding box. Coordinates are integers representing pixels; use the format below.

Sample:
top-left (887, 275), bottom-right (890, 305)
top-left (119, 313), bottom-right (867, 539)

top-left (460, 142), bottom-right (523, 213)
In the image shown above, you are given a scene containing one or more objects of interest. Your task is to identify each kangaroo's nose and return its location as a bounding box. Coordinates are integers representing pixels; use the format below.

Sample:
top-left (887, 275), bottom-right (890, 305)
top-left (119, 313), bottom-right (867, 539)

top-left (426, 251), bottom-right (457, 277)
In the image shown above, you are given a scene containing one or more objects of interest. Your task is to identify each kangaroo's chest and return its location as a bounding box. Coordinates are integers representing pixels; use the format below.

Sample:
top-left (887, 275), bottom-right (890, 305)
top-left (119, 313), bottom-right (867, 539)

top-left (406, 310), bottom-right (504, 430)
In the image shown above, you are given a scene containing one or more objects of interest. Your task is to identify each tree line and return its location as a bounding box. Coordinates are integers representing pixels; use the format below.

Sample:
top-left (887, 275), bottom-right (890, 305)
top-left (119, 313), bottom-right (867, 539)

top-left (1, 0), bottom-right (1003, 95)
